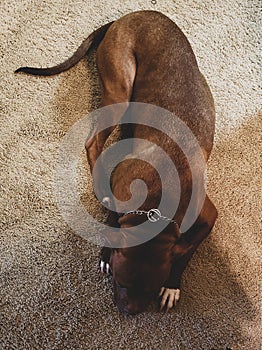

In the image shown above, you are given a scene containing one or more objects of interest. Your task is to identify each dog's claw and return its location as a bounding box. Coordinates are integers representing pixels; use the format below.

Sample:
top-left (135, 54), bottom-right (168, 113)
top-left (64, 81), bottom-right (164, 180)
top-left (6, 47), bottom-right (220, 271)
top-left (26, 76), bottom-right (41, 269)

top-left (99, 260), bottom-right (110, 274)
top-left (159, 287), bottom-right (180, 312)
top-left (100, 260), bottom-right (105, 272)
top-left (106, 263), bottom-right (110, 274)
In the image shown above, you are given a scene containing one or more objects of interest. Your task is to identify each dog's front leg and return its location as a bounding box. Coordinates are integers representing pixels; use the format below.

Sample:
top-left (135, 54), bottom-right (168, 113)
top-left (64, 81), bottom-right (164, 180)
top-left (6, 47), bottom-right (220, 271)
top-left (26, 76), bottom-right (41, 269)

top-left (160, 196), bottom-right (218, 312)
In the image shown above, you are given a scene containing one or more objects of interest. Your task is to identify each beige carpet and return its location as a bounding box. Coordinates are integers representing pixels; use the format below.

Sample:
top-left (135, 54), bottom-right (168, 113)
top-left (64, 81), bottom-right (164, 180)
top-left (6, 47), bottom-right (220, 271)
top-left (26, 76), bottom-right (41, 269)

top-left (1, 1), bottom-right (261, 349)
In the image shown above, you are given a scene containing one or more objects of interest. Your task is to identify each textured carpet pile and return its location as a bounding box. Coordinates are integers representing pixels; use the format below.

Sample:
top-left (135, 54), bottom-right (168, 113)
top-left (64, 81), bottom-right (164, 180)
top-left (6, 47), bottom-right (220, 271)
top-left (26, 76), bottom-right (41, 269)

top-left (0, 1), bottom-right (261, 349)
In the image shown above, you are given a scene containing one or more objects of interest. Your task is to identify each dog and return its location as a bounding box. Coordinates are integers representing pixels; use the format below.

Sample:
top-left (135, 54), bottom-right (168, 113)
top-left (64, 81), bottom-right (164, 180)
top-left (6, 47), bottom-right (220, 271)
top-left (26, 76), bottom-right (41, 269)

top-left (16, 10), bottom-right (218, 315)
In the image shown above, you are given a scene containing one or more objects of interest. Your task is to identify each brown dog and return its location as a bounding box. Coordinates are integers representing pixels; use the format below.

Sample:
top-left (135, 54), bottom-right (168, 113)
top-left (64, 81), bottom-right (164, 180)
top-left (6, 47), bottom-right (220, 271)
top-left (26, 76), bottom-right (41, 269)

top-left (16, 10), bottom-right (218, 315)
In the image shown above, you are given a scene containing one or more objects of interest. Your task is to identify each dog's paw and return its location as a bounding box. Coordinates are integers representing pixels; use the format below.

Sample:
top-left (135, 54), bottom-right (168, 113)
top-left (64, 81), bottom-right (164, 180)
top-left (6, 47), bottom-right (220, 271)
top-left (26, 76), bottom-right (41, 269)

top-left (159, 287), bottom-right (180, 312)
top-left (99, 260), bottom-right (111, 274)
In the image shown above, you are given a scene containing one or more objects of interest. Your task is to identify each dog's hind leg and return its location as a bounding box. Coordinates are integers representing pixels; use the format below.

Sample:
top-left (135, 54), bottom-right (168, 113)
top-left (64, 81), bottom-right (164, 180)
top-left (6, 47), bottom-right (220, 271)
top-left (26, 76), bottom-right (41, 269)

top-left (85, 28), bottom-right (136, 205)
top-left (85, 30), bottom-right (136, 172)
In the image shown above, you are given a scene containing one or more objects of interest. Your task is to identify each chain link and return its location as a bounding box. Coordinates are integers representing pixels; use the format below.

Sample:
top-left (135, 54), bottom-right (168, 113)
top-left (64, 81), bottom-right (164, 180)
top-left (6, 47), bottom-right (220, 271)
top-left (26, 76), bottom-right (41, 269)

top-left (123, 209), bottom-right (177, 224)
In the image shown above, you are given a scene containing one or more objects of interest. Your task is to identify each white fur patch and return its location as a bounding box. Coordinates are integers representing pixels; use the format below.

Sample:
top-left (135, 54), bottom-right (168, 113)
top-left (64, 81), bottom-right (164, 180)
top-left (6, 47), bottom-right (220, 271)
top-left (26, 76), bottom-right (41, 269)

top-left (102, 196), bottom-right (112, 208)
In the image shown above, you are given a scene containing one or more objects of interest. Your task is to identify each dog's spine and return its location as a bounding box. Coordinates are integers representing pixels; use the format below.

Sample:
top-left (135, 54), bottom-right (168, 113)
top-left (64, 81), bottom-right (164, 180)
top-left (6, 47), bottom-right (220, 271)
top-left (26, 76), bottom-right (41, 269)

top-left (15, 21), bottom-right (114, 76)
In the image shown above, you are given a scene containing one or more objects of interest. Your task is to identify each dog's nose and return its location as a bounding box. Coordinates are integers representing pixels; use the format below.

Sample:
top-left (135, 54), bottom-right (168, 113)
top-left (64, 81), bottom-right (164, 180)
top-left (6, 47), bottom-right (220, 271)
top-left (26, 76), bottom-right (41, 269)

top-left (116, 297), bottom-right (141, 315)
top-left (121, 303), bottom-right (144, 315)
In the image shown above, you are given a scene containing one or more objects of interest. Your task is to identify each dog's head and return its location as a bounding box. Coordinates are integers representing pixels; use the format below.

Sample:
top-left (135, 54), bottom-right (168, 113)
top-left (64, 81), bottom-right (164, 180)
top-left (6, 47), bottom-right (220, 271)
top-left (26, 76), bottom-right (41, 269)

top-left (110, 247), bottom-right (172, 314)
top-left (109, 220), bottom-right (181, 315)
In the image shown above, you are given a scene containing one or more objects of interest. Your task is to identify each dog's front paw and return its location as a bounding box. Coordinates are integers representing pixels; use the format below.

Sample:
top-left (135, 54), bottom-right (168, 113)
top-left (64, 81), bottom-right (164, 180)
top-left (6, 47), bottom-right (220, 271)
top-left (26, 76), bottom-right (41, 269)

top-left (99, 260), bottom-right (111, 274)
top-left (159, 287), bottom-right (180, 312)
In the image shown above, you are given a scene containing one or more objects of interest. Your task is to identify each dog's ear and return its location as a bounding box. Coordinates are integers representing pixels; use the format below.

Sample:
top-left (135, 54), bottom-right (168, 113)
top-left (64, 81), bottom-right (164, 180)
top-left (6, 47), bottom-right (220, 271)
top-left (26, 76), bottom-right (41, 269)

top-left (118, 213), bottom-right (145, 227)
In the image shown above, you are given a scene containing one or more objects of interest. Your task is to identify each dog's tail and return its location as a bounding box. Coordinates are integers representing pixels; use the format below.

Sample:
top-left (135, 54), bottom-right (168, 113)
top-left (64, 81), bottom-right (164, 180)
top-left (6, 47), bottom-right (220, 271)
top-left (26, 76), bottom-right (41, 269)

top-left (15, 21), bottom-right (114, 76)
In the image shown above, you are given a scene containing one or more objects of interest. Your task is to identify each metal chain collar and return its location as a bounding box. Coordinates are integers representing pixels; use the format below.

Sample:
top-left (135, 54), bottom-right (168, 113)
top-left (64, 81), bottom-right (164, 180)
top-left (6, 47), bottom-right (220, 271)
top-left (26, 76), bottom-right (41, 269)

top-left (123, 208), bottom-right (177, 224)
